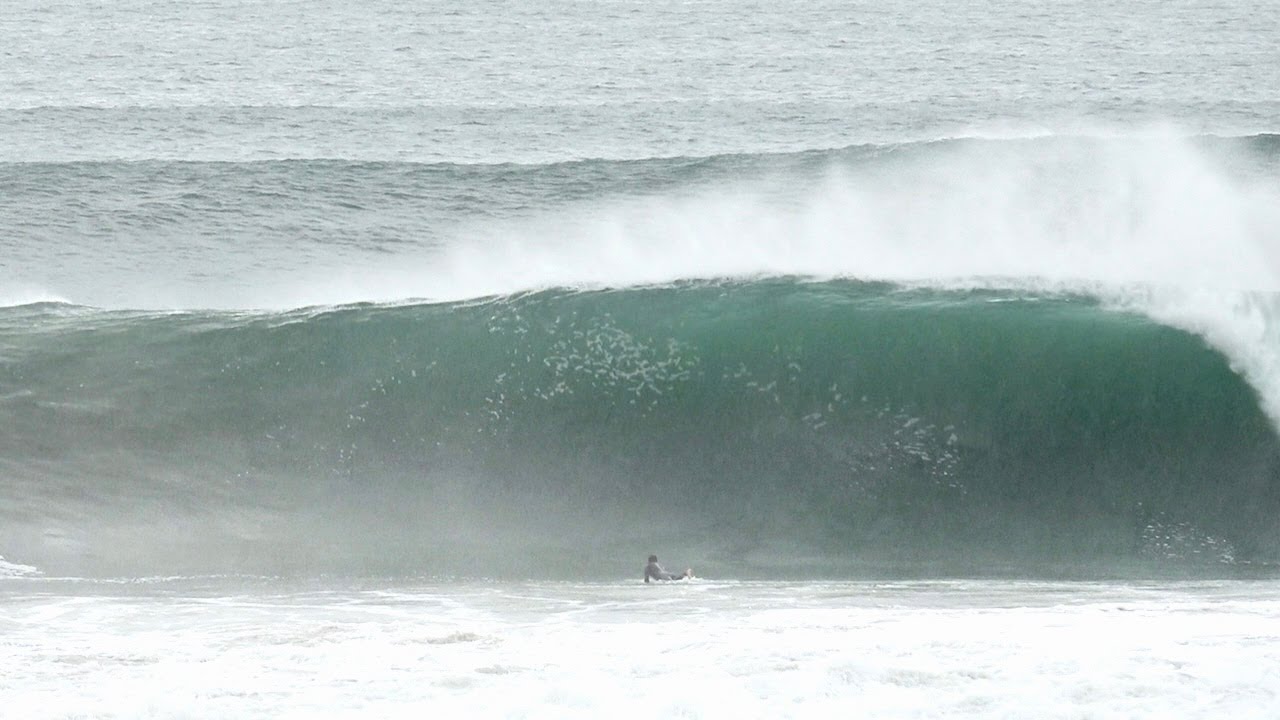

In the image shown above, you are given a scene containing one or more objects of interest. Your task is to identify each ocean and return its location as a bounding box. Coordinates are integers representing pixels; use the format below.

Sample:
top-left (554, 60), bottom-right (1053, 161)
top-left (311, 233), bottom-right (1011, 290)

top-left (2, 0), bottom-right (1280, 716)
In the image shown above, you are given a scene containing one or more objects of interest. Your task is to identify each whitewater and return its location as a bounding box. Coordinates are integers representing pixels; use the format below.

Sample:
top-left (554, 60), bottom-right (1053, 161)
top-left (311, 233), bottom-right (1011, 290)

top-left (5, 578), bottom-right (1280, 719)
top-left (3, 0), bottom-right (1280, 717)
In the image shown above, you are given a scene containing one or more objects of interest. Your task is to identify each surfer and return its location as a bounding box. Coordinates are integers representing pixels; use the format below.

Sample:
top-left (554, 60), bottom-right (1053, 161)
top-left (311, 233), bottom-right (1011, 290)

top-left (644, 554), bottom-right (692, 583)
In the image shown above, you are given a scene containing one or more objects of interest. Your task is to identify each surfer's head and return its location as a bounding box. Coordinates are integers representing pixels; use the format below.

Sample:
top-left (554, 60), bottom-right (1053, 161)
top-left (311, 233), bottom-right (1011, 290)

top-left (648, 555), bottom-right (658, 563)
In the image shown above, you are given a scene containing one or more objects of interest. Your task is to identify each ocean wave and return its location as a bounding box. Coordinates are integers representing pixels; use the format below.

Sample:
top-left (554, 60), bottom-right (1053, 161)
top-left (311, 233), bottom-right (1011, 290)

top-left (2, 280), bottom-right (1277, 577)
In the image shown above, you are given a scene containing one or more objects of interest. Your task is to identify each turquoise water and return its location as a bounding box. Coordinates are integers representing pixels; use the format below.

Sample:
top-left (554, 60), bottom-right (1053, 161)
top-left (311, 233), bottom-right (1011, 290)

top-left (2, 282), bottom-right (1276, 576)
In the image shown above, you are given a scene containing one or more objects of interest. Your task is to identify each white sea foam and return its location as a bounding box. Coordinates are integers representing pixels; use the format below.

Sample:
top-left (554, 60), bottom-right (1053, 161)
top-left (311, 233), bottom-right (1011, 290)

top-left (0, 555), bottom-right (39, 577)
top-left (2, 579), bottom-right (1278, 719)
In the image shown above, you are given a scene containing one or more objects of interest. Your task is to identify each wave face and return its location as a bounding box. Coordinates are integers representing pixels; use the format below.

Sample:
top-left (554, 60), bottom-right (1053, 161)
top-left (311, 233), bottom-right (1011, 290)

top-left (3, 281), bottom-right (1278, 577)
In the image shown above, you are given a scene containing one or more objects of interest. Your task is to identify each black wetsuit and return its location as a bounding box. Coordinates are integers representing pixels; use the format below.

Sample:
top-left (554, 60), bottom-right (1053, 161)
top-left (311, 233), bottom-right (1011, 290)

top-left (644, 561), bottom-right (685, 582)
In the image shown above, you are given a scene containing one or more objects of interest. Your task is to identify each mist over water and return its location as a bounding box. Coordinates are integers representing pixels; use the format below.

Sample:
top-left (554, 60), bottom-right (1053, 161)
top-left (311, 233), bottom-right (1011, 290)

top-left (6, 134), bottom-right (1278, 312)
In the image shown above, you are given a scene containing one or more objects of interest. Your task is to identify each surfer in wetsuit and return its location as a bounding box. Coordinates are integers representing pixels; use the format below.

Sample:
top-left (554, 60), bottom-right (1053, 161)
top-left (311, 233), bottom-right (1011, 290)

top-left (644, 554), bottom-right (692, 582)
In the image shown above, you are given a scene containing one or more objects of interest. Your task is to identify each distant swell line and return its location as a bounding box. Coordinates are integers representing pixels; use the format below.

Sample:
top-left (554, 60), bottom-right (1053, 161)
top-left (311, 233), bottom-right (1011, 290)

top-left (0, 133), bottom-right (1275, 170)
